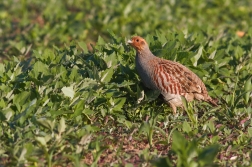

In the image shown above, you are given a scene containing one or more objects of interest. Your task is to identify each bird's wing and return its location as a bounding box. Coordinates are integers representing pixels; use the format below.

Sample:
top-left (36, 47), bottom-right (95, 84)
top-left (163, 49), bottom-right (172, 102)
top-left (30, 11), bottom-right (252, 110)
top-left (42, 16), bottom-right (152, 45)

top-left (153, 59), bottom-right (206, 95)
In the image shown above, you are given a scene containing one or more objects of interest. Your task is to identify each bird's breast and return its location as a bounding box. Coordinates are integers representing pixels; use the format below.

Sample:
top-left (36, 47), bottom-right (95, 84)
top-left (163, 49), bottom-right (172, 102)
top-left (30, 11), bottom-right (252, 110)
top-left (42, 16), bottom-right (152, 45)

top-left (135, 56), bottom-right (159, 89)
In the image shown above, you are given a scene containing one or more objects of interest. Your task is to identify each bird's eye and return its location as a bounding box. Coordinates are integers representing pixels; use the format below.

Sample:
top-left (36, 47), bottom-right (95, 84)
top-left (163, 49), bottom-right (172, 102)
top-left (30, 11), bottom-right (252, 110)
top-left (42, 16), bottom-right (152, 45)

top-left (136, 39), bottom-right (139, 42)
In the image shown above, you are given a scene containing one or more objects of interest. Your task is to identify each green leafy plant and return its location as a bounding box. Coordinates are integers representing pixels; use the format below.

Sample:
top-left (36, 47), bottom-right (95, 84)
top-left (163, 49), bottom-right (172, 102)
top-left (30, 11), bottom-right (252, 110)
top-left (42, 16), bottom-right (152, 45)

top-left (155, 131), bottom-right (219, 167)
top-left (1, 0), bottom-right (252, 166)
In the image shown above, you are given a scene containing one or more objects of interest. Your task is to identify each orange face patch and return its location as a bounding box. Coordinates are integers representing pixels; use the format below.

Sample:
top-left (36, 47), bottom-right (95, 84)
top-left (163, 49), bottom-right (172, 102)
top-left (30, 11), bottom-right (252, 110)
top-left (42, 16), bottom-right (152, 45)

top-left (128, 36), bottom-right (147, 51)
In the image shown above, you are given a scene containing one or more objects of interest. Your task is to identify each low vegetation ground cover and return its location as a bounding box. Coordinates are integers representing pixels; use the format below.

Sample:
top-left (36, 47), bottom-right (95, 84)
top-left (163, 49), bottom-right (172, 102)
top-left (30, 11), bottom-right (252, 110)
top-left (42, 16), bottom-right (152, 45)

top-left (0, 0), bottom-right (252, 166)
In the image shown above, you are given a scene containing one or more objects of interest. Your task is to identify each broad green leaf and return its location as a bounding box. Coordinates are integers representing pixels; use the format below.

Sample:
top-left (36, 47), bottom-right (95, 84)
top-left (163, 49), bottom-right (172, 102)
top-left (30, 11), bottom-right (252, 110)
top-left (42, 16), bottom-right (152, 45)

top-left (61, 86), bottom-right (75, 100)
top-left (5, 110), bottom-right (13, 121)
top-left (32, 61), bottom-right (49, 78)
top-left (112, 97), bottom-right (126, 111)
top-left (209, 49), bottom-right (217, 59)
top-left (0, 108), bottom-right (13, 121)
top-left (234, 46), bottom-right (243, 60)
top-left (182, 121), bottom-right (192, 133)
top-left (73, 100), bottom-right (84, 117)
top-left (13, 98), bottom-right (37, 124)
top-left (43, 49), bottom-right (56, 62)
top-left (36, 118), bottom-right (55, 131)
top-left (172, 131), bottom-right (186, 151)
top-left (248, 127), bottom-right (252, 137)
top-left (198, 145), bottom-right (219, 166)
top-left (18, 148), bottom-right (27, 162)
top-left (208, 120), bottom-right (215, 133)
top-left (123, 1), bottom-right (133, 16)
top-left (97, 36), bottom-right (105, 45)
top-left (33, 50), bottom-right (42, 59)
top-left (0, 63), bottom-right (5, 75)
top-left (191, 46), bottom-right (203, 66)
top-left (13, 91), bottom-right (31, 107)
top-left (0, 99), bottom-right (6, 108)
top-left (177, 51), bottom-right (189, 63)
top-left (87, 65), bottom-right (100, 80)
top-left (83, 108), bottom-right (94, 115)
top-left (139, 122), bottom-right (150, 134)
top-left (78, 41), bottom-right (88, 52)
top-left (69, 68), bottom-right (79, 81)
top-left (78, 134), bottom-right (92, 146)
top-left (81, 78), bottom-right (98, 88)
top-left (100, 68), bottom-right (113, 83)
top-left (155, 30), bottom-right (167, 45)
top-left (117, 81), bottom-right (135, 87)
top-left (36, 137), bottom-right (47, 147)
top-left (58, 117), bottom-right (66, 134)
top-left (244, 78), bottom-right (251, 104)
top-left (104, 52), bottom-right (117, 68)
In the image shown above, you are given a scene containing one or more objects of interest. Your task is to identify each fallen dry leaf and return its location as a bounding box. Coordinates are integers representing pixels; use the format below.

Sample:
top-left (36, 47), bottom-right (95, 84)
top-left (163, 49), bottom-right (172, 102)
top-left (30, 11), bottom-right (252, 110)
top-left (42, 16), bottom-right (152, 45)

top-left (236, 31), bottom-right (245, 37)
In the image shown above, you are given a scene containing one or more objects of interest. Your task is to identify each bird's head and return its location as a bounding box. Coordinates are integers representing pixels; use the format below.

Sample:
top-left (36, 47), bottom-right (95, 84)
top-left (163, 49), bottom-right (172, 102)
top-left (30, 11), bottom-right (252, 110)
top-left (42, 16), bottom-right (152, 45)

top-left (127, 36), bottom-right (149, 52)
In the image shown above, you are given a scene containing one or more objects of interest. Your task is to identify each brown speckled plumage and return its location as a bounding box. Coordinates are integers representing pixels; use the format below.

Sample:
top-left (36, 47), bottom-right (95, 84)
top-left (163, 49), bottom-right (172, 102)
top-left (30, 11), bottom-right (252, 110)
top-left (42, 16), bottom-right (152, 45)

top-left (128, 36), bottom-right (217, 113)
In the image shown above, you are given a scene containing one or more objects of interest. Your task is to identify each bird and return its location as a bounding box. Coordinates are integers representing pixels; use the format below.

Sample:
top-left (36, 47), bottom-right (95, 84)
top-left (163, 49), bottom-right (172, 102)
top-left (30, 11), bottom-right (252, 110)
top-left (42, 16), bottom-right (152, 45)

top-left (127, 36), bottom-right (217, 114)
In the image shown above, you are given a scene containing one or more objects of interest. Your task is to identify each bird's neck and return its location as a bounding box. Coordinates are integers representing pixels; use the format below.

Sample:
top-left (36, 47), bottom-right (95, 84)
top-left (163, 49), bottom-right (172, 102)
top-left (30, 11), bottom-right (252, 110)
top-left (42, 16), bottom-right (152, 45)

top-left (137, 48), bottom-right (155, 59)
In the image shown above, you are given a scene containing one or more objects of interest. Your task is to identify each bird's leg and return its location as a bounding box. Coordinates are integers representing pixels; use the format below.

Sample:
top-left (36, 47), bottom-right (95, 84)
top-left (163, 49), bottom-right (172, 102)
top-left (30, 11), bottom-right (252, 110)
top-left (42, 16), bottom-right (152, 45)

top-left (168, 102), bottom-right (177, 115)
top-left (164, 96), bottom-right (178, 115)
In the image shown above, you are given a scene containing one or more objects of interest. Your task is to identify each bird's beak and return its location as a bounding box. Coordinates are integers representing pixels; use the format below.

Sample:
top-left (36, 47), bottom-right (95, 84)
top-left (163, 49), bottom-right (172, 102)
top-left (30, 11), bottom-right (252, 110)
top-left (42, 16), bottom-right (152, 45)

top-left (127, 39), bottom-right (133, 45)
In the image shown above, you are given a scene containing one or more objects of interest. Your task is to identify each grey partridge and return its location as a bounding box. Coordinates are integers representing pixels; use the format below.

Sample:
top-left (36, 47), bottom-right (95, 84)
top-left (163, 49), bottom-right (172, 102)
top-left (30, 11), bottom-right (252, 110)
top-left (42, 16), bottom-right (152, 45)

top-left (127, 36), bottom-right (217, 113)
